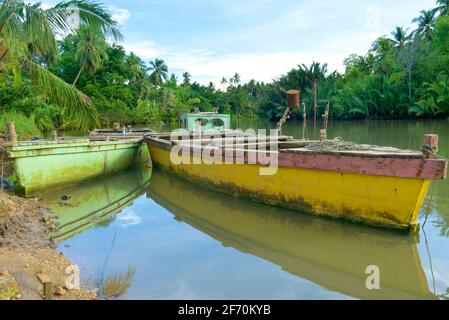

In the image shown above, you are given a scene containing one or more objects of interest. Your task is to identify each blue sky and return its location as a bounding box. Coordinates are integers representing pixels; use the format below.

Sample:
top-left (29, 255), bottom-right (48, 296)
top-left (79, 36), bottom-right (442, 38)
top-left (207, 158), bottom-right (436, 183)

top-left (40, 0), bottom-right (438, 85)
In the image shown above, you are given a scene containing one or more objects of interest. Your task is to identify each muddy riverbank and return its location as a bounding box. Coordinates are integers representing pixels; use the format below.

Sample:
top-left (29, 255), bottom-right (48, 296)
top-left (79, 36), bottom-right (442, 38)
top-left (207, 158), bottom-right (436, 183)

top-left (0, 191), bottom-right (96, 300)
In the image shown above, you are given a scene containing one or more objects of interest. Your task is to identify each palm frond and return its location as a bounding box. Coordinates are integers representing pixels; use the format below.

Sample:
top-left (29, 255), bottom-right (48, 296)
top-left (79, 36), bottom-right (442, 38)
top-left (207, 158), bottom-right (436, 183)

top-left (25, 60), bottom-right (99, 130)
top-left (48, 0), bottom-right (123, 42)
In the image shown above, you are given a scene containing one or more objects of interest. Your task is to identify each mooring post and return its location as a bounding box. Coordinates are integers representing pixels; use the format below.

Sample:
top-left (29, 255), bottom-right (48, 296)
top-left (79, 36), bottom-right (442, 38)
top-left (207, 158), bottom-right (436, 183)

top-left (43, 282), bottom-right (53, 300)
top-left (320, 129), bottom-right (327, 141)
top-left (6, 122), bottom-right (17, 146)
top-left (423, 134), bottom-right (439, 159)
top-left (113, 122), bottom-right (121, 131)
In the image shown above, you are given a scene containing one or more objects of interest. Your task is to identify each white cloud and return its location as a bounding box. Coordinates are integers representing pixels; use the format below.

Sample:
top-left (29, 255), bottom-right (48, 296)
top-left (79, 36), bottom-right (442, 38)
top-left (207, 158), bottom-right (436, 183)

top-left (121, 0), bottom-right (437, 86)
top-left (109, 6), bottom-right (131, 25)
top-left (123, 41), bottom-right (161, 60)
top-left (123, 40), bottom-right (349, 86)
top-left (117, 208), bottom-right (142, 228)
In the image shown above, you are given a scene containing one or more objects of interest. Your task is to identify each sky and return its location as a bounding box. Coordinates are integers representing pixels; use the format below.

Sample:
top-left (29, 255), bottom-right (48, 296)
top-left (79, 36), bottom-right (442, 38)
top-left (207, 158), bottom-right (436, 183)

top-left (38, 0), bottom-right (438, 86)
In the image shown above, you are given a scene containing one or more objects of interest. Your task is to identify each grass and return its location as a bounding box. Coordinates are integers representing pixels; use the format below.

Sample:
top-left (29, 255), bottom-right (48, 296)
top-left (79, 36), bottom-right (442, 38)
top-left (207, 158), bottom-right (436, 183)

top-left (0, 112), bottom-right (41, 141)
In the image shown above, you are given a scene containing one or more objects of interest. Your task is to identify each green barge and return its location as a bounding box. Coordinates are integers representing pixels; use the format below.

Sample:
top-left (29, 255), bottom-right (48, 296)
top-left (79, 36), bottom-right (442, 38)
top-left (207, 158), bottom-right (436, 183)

top-left (1, 137), bottom-right (150, 196)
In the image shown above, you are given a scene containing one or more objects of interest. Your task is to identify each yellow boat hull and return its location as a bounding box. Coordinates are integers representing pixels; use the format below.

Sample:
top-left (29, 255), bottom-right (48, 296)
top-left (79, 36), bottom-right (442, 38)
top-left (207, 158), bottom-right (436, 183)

top-left (148, 145), bottom-right (430, 231)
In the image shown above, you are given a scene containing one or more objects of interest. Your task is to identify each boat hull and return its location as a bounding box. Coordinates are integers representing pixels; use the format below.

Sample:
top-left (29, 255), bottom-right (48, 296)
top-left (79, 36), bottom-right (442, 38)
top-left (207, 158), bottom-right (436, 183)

top-left (147, 143), bottom-right (430, 231)
top-left (5, 139), bottom-right (150, 196)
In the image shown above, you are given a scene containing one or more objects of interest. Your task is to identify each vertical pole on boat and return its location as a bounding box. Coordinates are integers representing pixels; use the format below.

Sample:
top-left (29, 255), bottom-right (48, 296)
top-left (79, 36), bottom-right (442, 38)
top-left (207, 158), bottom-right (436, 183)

top-left (302, 102), bottom-right (307, 140)
top-left (320, 100), bottom-right (330, 141)
top-left (314, 80), bottom-right (317, 140)
top-left (6, 122), bottom-right (17, 146)
top-left (278, 90), bottom-right (300, 136)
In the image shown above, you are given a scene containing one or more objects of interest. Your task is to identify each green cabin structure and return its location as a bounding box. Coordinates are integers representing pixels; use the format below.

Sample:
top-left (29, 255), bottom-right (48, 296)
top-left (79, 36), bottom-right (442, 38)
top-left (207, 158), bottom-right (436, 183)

top-left (180, 112), bottom-right (231, 132)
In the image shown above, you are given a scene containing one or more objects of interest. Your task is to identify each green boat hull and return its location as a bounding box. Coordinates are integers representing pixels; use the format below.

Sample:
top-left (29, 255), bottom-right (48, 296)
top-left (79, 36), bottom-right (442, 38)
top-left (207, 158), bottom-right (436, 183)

top-left (4, 139), bottom-right (150, 196)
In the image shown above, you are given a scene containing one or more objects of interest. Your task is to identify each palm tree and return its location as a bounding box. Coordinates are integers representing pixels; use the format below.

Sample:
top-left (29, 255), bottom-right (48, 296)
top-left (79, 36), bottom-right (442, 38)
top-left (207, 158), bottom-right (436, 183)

top-left (232, 73), bottom-right (241, 85)
top-left (72, 25), bottom-right (108, 86)
top-left (169, 73), bottom-right (178, 84)
top-left (436, 0), bottom-right (449, 16)
top-left (298, 62), bottom-right (328, 88)
top-left (148, 58), bottom-right (168, 86)
top-left (391, 26), bottom-right (410, 49)
top-left (0, 0), bottom-right (122, 130)
top-left (182, 71), bottom-right (191, 85)
top-left (220, 77), bottom-right (227, 85)
top-left (412, 10), bottom-right (436, 40)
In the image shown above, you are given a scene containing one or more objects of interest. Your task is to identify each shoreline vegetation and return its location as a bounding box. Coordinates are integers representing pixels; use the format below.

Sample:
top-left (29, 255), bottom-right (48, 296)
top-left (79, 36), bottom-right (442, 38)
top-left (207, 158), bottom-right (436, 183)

top-left (1, 1), bottom-right (449, 140)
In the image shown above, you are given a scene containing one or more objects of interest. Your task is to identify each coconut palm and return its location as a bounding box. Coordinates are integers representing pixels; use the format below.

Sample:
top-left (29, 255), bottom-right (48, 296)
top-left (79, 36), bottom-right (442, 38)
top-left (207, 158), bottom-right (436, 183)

top-left (298, 62), bottom-right (328, 88)
top-left (72, 25), bottom-right (108, 86)
top-left (412, 10), bottom-right (436, 40)
top-left (436, 0), bottom-right (449, 16)
top-left (0, 0), bottom-right (123, 130)
top-left (220, 77), bottom-right (227, 85)
top-left (391, 26), bottom-right (411, 49)
top-left (232, 73), bottom-right (241, 85)
top-left (182, 71), bottom-right (191, 85)
top-left (148, 58), bottom-right (168, 86)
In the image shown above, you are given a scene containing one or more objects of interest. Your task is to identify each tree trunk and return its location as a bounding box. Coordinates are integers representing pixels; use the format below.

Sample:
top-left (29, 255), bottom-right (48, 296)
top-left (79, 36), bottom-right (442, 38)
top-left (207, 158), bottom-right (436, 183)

top-left (73, 64), bottom-right (85, 87)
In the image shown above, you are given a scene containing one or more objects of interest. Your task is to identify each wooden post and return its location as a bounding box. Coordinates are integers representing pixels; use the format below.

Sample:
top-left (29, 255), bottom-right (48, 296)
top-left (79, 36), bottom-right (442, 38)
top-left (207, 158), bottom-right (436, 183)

top-left (423, 134), bottom-right (439, 159)
top-left (43, 282), bottom-right (53, 300)
top-left (6, 122), bottom-right (17, 146)
top-left (320, 129), bottom-right (327, 141)
top-left (313, 80), bottom-right (317, 140)
top-left (302, 102), bottom-right (307, 140)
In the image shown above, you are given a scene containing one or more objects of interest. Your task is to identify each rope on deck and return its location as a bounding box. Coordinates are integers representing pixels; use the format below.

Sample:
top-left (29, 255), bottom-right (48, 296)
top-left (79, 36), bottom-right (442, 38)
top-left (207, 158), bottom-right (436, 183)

top-left (421, 143), bottom-right (439, 158)
top-left (304, 137), bottom-right (420, 154)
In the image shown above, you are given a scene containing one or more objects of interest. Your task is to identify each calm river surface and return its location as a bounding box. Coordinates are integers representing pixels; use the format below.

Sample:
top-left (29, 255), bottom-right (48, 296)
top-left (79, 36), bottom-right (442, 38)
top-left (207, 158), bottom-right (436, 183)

top-left (35, 120), bottom-right (449, 300)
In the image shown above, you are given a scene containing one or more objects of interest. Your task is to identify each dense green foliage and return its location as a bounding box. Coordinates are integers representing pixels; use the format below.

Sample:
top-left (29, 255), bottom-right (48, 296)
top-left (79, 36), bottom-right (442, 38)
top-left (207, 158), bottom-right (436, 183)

top-left (258, 5), bottom-right (449, 122)
top-left (1, 0), bottom-right (449, 138)
top-left (0, 111), bottom-right (40, 140)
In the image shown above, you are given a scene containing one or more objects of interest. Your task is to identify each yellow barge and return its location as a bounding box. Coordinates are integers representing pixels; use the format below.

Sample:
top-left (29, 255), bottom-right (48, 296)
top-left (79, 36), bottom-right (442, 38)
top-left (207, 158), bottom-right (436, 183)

top-left (145, 132), bottom-right (447, 232)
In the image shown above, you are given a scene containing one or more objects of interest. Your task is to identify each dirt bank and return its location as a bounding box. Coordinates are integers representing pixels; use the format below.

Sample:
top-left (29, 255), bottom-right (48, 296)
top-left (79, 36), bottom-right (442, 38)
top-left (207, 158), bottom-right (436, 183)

top-left (0, 191), bottom-right (96, 300)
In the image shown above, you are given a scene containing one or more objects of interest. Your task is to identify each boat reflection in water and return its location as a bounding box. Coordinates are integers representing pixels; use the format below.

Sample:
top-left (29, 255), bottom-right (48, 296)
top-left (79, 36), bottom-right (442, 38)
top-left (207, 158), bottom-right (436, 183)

top-left (147, 169), bottom-right (436, 300)
top-left (33, 166), bottom-right (152, 242)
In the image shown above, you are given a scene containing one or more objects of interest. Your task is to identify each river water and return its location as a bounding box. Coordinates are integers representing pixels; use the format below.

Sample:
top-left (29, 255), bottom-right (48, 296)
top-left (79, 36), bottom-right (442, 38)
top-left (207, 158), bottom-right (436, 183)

top-left (34, 120), bottom-right (449, 300)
